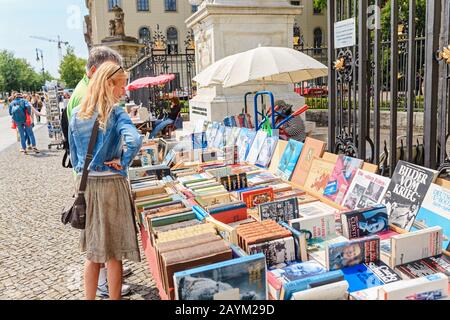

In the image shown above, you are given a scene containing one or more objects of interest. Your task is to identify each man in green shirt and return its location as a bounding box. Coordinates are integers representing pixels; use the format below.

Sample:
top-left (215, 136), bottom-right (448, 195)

top-left (67, 46), bottom-right (123, 120)
top-left (66, 46), bottom-right (135, 298)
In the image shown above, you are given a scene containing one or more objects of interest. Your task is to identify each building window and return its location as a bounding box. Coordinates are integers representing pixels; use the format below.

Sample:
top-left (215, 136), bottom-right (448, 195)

top-left (165, 0), bottom-right (177, 12)
top-left (108, 0), bottom-right (121, 11)
top-left (137, 0), bottom-right (149, 11)
top-left (290, 1), bottom-right (301, 5)
top-left (313, 28), bottom-right (323, 54)
top-left (167, 27), bottom-right (178, 54)
top-left (192, 5), bottom-right (198, 13)
top-left (139, 27), bottom-right (151, 43)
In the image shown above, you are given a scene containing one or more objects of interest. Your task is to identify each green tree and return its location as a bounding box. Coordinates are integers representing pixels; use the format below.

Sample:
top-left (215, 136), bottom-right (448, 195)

top-left (314, 0), bottom-right (327, 12)
top-left (59, 47), bottom-right (87, 89)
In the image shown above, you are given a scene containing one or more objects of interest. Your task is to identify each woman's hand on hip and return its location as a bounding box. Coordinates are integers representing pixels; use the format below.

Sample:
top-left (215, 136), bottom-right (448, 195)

top-left (104, 159), bottom-right (123, 171)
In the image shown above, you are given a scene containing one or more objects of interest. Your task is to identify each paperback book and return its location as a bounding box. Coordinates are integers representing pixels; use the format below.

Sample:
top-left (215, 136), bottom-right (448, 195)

top-left (277, 139), bottom-right (304, 181)
top-left (304, 157), bottom-right (336, 195)
top-left (246, 130), bottom-right (268, 164)
top-left (412, 183), bottom-right (450, 251)
top-left (380, 160), bottom-right (438, 230)
top-left (173, 253), bottom-right (267, 300)
top-left (257, 198), bottom-right (299, 223)
top-left (341, 204), bottom-right (389, 239)
top-left (326, 235), bottom-right (381, 271)
top-left (291, 137), bottom-right (326, 186)
top-left (323, 155), bottom-right (364, 204)
top-left (255, 136), bottom-right (279, 168)
top-left (342, 169), bottom-right (391, 210)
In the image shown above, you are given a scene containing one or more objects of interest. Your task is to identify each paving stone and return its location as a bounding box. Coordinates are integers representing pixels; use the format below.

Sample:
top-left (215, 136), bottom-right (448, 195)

top-left (0, 126), bottom-right (158, 300)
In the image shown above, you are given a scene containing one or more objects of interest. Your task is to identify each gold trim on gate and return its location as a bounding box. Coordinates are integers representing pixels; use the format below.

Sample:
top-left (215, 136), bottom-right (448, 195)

top-left (438, 45), bottom-right (450, 64)
top-left (334, 57), bottom-right (345, 71)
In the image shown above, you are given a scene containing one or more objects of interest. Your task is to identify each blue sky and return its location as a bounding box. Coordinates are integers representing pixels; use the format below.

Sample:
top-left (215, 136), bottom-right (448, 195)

top-left (0, 0), bottom-right (89, 77)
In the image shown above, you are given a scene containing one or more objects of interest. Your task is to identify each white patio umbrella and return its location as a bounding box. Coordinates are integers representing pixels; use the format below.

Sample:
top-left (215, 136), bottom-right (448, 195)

top-left (193, 46), bottom-right (328, 88)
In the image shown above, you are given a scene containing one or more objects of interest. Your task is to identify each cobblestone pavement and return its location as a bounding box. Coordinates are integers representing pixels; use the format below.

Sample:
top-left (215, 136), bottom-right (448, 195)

top-left (0, 125), bottom-right (160, 300)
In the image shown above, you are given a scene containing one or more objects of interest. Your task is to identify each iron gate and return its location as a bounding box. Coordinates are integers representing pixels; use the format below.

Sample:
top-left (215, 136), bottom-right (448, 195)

top-left (128, 28), bottom-right (196, 110)
top-left (327, 0), bottom-right (450, 177)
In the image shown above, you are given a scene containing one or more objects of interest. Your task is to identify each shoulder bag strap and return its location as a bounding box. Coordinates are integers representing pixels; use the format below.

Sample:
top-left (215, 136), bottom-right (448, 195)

top-left (78, 119), bottom-right (100, 194)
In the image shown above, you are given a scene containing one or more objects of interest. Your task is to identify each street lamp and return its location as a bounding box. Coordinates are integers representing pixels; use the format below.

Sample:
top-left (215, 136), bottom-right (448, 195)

top-left (35, 48), bottom-right (45, 77)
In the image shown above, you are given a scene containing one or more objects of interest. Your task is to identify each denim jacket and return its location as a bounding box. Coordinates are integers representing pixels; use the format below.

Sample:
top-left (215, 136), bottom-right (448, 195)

top-left (69, 106), bottom-right (143, 177)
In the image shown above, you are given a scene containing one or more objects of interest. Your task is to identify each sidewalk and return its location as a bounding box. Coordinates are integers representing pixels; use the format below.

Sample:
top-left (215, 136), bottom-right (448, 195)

top-left (0, 125), bottom-right (160, 300)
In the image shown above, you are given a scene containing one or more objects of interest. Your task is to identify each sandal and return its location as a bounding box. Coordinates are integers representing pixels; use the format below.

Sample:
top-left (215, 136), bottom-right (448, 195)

top-left (20, 149), bottom-right (27, 154)
top-left (32, 147), bottom-right (40, 154)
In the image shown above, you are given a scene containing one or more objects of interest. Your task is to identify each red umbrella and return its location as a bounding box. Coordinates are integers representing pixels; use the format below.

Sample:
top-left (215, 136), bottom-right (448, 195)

top-left (126, 74), bottom-right (176, 91)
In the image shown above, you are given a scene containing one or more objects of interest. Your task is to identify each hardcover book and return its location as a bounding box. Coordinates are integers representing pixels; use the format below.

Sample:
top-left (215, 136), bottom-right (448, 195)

top-left (276, 139), bottom-right (304, 181)
top-left (390, 226), bottom-right (443, 267)
top-left (326, 235), bottom-right (381, 271)
top-left (304, 158), bottom-right (336, 195)
top-left (323, 155), bottom-right (364, 204)
top-left (267, 260), bottom-right (327, 300)
top-left (341, 204), bottom-right (389, 239)
top-left (247, 236), bottom-right (296, 267)
top-left (291, 280), bottom-right (349, 300)
top-left (342, 169), bottom-right (391, 210)
top-left (257, 198), bottom-right (299, 223)
top-left (412, 183), bottom-right (450, 251)
top-left (341, 260), bottom-right (402, 292)
top-left (246, 130), bottom-right (268, 164)
top-left (291, 137), bottom-right (326, 186)
top-left (255, 136), bottom-right (279, 168)
top-left (241, 187), bottom-right (274, 209)
top-left (380, 161), bottom-right (438, 230)
top-left (173, 253), bottom-right (267, 300)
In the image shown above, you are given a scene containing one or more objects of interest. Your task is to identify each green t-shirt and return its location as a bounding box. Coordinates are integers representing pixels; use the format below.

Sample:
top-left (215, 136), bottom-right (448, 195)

top-left (67, 74), bottom-right (89, 120)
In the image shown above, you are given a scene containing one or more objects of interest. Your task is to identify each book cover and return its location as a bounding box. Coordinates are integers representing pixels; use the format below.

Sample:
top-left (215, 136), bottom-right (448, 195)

top-left (241, 187), bottom-right (274, 209)
top-left (247, 236), bottom-right (296, 267)
top-left (247, 172), bottom-right (281, 187)
top-left (341, 204), bottom-right (389, 239)
top-left (412, 183), bottom-right (450, 251)
top-left (290, 211), bottom-right (336, 241)
top-left (341, 260), bottom-right (402, 292)
top-left (258, 198), bottom-right (299, 223)
top-left (267, 260), bottom-right (326, 299)
top-left (323, 155), bottom-right (364, 204)
top-left (237, 130), bottom-right (257, 163)
top-left (192, 132), bottom-right (207, 150)
top-left (268, 140), bottom-right (288, 174)
top-left (379, 273), bottom-right (448, 300)
top-left (291, 137), bottom-right (326, 186)
top-left (304, 158), bottom-right (336, 195)
top-left (279, 270), bottom-right (345, 300)
top-left (230, 127), bottom-right (242, 145)
top-left (395, 255), bottom-right (450, 280)
top-left (246, 130), bottom-right (268, 164)
top-left (342, 169), bottom-right (391, 210)
top-left (224, 126), bottom-right (234, 147)
top-left (255, 136), bottom-right (279, 168)
top-left (326, 235), bottom-right (380, 271)
top-left (279, 221), bottom-right (309, 262)
top-left (391, 226), bottom-right (443, 267)
top-left (276, 140), bottom-right (304, 181)
top-left (291, 280), bottom-right (349, 300)
top-left (173, 253), bottom-right (267, 300)
top-left (140, 146), bottom-right (158, 166)
top-left (380, 160), bottom-right (438, 230)
top-left (307, 235), bottom-right (349, 267)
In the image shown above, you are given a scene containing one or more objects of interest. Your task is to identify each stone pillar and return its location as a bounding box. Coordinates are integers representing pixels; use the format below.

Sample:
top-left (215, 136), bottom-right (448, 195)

top-left (186, 0), bottom-right (305, 123)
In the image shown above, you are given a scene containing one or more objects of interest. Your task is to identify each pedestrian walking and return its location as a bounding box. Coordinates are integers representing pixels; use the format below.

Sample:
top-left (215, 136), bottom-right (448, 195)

top-left (68, 62), bottom-right (142, 300)
top-left (32, 94), bottom-right (44, 123)
top-left (9, 92), bottom-right (40, 154)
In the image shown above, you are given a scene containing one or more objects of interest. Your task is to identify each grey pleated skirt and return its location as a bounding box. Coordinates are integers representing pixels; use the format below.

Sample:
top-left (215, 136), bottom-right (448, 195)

top-left (77, 175), bottom-right (141, 264)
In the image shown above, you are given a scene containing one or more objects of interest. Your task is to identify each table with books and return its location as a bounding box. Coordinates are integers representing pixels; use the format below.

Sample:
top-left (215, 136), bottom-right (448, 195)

top-left (127, 121), bottom-right (450, 301)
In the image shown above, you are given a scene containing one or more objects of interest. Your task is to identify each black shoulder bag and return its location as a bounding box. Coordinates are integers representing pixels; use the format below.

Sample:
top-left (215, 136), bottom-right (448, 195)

top-left (61, 119), bottom-right (100, 229)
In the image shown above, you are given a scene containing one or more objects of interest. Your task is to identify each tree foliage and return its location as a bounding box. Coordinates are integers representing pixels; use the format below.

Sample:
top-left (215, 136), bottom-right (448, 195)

top-left (58, 47), bottom-right (87, 89)
top-left (0, 50), bottom-right (53, 93)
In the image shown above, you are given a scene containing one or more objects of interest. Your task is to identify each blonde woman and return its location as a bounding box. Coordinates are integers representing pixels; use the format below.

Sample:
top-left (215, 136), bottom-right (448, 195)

top-left (68, 62), bottom-right (143, 300)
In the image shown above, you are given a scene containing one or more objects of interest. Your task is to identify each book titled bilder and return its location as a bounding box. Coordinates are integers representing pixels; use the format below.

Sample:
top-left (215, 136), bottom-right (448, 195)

top-left (342, 169), bottom-right (391, 210)
top-left (380, 161), bottom-right (438, 231)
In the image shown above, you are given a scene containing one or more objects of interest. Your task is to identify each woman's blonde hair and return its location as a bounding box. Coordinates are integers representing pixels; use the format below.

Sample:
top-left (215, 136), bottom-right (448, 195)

top-left (78, 61), bottom-right (128, 129)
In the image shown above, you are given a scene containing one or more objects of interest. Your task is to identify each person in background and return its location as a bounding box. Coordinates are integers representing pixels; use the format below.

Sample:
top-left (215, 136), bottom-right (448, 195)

top-left (150, 96), bottom-right (181, 138)
top-left (65, 46), bottom-right (133, 298)
top-left (9, 92), bottom-right (39, 154)
top-left (69, 62), bottom-right (142, 300)
top-left (32, 94), bottom-right (43, 123)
